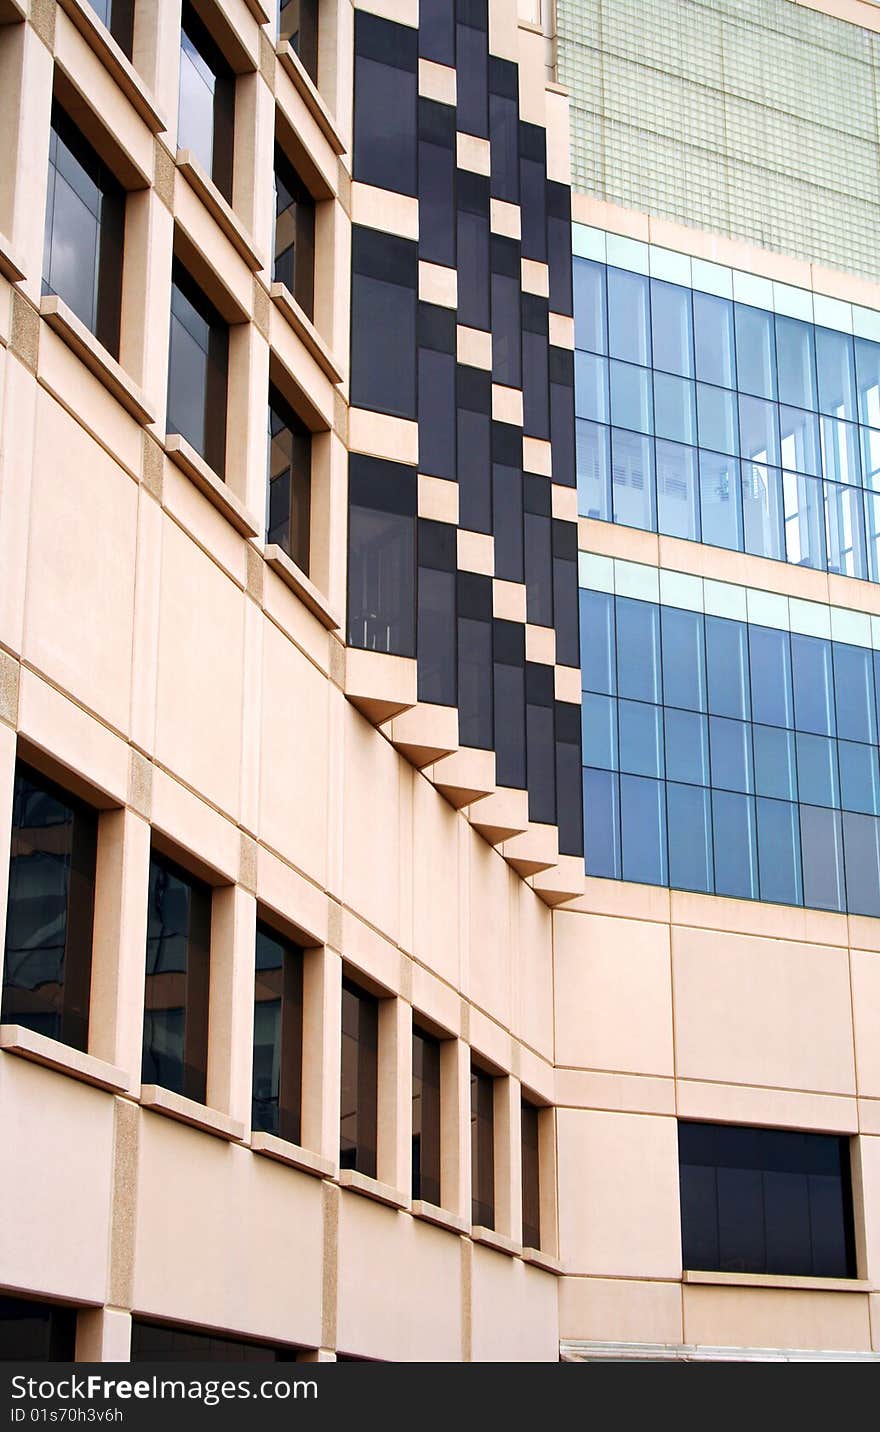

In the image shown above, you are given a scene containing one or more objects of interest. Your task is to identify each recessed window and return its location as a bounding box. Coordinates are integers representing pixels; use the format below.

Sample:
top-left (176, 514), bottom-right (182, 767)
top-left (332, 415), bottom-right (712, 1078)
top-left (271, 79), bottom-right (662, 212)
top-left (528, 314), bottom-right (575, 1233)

top-left (679, 1121), bottom-right (858, 1278)
top-left (279, 0), bottom-right (319, 85)
top-left (347, 454), bottom-right (416, 657)
top-left (2, 761), bottom-right (97, 1054)
top-left (131, 1318), bottom-right (297, 1361)
top-left (411, 1025), bottom-right (441, 1205)
top-left (142, 851), bottom-right (211, 1104)
top-left (42, 101), bottom-right (125, 357)
top-left (251, 921), bottom-right (303, 1145)
top-left (0, 1296), bottom-right (77, 1362)
top-left (521, 1098), bottom-right (541, 1250)
top-left (274, 144), bottom-right (315, 321)
top-left (339, 977), bottom-right (378, 1178)
top-left (166, 258), bottom-right (229, 476)
top-left (88, 0), bottom-right (134, 57)
top-left (177, 0), bottom-right (235, 202)
top-left (267, 384), bottom-right (312, 573)
top-left (470, 1064), bottom-right (495, 1229)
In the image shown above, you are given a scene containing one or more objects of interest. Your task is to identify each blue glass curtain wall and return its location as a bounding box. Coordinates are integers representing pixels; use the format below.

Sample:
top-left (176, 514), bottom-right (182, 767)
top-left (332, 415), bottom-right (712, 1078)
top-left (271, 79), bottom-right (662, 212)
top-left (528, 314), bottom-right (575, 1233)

top-left (581, 586), bottom-right (880, 915)
top-left (574, 257), bottom-right (880, 586)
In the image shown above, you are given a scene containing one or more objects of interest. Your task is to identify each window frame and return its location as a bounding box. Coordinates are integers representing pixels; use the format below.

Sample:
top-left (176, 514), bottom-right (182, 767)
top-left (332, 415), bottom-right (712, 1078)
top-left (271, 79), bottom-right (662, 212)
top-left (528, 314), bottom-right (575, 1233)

top-left (141, 848), bottom-right (212, 1106)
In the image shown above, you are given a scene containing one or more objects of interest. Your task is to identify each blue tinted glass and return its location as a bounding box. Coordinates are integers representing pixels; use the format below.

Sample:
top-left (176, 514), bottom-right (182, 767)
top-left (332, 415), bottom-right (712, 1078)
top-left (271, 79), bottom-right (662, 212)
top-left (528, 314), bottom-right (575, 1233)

top-left (833, 641), bottom-right (876, 744)
top-left (756, 798), bottom-right (802, 905)
top-left (706, 615), bottom-right (750, 719)
top-left (607, 267), bottom-right (649, 365)
top-left (654, 373), bottom-right (696, 444)
top-left (661, 606), bottom-right (705, 711)
top-left (739, 395), bottom-right (779, 466)
top-left (697, 385), bottom-right (739, 454)
top-left (656, 440), bottom-right (699, 541)
top-left (667, 783), bottom-right (713, 892)
top-left (796, 732), bottom-right (839, 807)
top-left (816, 327), bottom-right (856, 420)
top-left (611, 428), bottom-right (655, 532)
top-left (712, 790), bottom-right (758, 899)
top-left (791, 634), bottom-right (835, 736)
top-left (620, 774), bottom-right (667, 884)
top-left (779, 406), bottom-right (821, 477)
top-left (735, 305), bottom-right (776, 399)
top-left (710, 717), bottom-right (753, 793)
top-left (820, 417), bottom-right (861, 486)
top-left (618, 698), bottom-right (663, 777)
top-left (577, 418), bottom-right (611, 520)
top-left (581, 692), bottom-right (616, 769)
top-left (693, 291), bottom-right (735, 388)
top-left (749, 625), bottom-right (793, 727)
top-left (610, 361), bottom-right (653, 433)
top-left (839, 741), bottom-right (880, 815)
top-left (742, 462), bottom-right (784, 560)
top-left (573, 257), bottom-right (606, 354)
top-left (616, 596), bottom-right (661, 703)
top-left (800, 804), bottom-right (845, 911)
top-left (825, 480), bottom-right (867, 581)
top-left (580, 589), bottom-right (615, 694)
top-left (855, 337), bottom-right (880, 428)
top-left (699, 450), bottom-right (742, 551)
top-left (783, 471), bottom-right (826, 570)
top-left (753, 724), bottom-right (797, 799)
top-left (651, 280), bottom-right (693, 377)
top-left (776, 316), bottom-right (817, 410)
top-left (842, 811), bottom-right (880, 917)
top-left (574, 351), bottom-right (608, 422)
top-left (863, 427), bottom-right (880, 491)
top-left (583, 767), bottom-right (620, 878)
top-left (664, 707), bottom-right (709, 784)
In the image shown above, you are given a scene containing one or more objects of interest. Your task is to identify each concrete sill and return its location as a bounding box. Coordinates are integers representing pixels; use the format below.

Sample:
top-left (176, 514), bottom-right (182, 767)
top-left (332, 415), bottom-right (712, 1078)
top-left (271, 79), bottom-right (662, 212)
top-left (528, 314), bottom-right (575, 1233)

top-left (338, 1170), bottom-right (409, 1210)
top-left (269, 282), bottom-right (344, 386)
top-left (275, 42), bottom-right (345, 156)
top-left (250, 1132), bottom-right (335, 1179)
top-left (140, 1084), bottom-right (246, 1142)
top-left (56, 0), bottom-right (166, 133)
top-left (177, 152), bottom-right (264, 272)
top-left (0, 0), bottom-right (26, 21)
top-left (165, 434), bottom-right (261, 538)
top-left (471, 1226), bottom-right (521, 1258)
top-left (682, 1270), bottom-right (874, 1294)
top-left (241, 0), bottom-right (270, 26)
top-left (521, 1246), bottom-right (563, 1275)
top-left (264, 545), bottom-right (342, 630)
top-left (41, 296), bottom-right (155, 425)
top-left (0, 231), bottom-right (25, 283)
top-left (0, 1025), bottom-right (130, 1093)
top-left (411, 1200), bottom-right (469, 1235)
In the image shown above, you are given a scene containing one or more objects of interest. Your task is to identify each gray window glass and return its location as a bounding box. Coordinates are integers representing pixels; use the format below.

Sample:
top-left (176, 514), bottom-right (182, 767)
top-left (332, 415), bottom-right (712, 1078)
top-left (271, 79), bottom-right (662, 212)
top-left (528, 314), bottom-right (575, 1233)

top-left (742, 461), bottom-right (784, 561)
top-left (656, 440), bottom-right (699, 541)
top-left (693, 291), bottom-right (735, 388)
top-left (576, 419), bottom-right (611, 520)
top-left (583, 768), bottom-right (620, 879)
top-left (618, 699), bottom-right (663, 778)
top-left (615, 596), bottom-right (660, 704)
top-left (651, 280), bottom-right (693, 377)
top-left (620, 775), bottom-right (667, 885)
top-left (573, 258), bottom-right (606, 354)
top-left (696, 384), bottom-right (739, 455)
top-left (609, 361), bottom-right (652, 433)
top-left (756, 798), bottom-right (802, 905)
top-left (753, 725), bottom-right (797, 800)
top-left (838, 741), bottom-right (880, 815)
top-left (664, 708), bottom-right (709, 785)
top-left (776, 316), bottom-right (817, 410)
top-left (783, 472), bottom-right (826, 570)
top-left (654, 373), bottom-right (696, 444)
top-left (795, 732), bottom-right (839, 807)
top-left (667, 783), bottom-right (712, 892)
top-left (710, 717), bottom-right (753, 793)
top-left (581, 693), bottom-right (616, 770)
top-left (735, 304), bottom-right (776, 400)
top-left (699, 450), bottom-right (742, 551)
top-left (712, 790), bottom-right (758, 899)
top-left (607, 267), bottom-right (649, 365)
top-left (800, 804), bottom-right (845, 911)
top-left (611, 428), bottom-right (655, 531)
top-left (816, 327), bottom-right (857, 420)
top-left (574, 351), bottom-right (608, 423)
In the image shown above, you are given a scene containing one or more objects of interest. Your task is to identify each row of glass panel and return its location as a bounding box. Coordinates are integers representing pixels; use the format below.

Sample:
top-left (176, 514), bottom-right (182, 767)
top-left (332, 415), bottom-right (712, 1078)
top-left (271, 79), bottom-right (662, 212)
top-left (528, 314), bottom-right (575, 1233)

top-left (577, 421), bottom-right (880, 581)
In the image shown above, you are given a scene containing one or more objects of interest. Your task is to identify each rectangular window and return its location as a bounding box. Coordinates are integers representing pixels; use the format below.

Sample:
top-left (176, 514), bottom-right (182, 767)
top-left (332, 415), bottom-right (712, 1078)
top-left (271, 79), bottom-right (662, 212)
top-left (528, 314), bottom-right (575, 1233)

top-left (411, 1026), bottom-right (441, 1206)
top-left (493, 618), bottom-right (526, 788)
top-left (353, 12), bottom-right (417, 195)
top-left (521, 1098), bottom-right (541, 1250)
top-left (456, 0), bottom-right (488, 139)
top-left (251, 922), bottom-right (303, 1146)
top-left (273, 145), bottom-right (315, 320)
top-left (178, 1), bottom-right (235, 201)
top-left (348, 454), bottom-right (416, 657)
top-left (351, 226), bottom-right (417, 419)
top-left (42, 101), bottom-right (125, 357)
top-left (339, 978), bottom-right (378, 1178)
top-left (167, 259), bottom-right (229, 476)
top-left (458, 572), bottom-right (493, 750)
top-left (131, 1318), bottom-right (297, 1361)
top-left (678, 1121), bottom-right (857, 1278)
top-left (267, 384), bottom-right (311, 574)
top-left (418, 99), bottom-right (455, 269)
top-left (2, 761), bottom-right (97, 1054)
top-left (89, 0), bottom-right (134, 56)
top-left (470, 1064), bottom-right (494, 1229)
top-left (279, 0), bottom-right (319, 85)
top-left (418, 520), bottom-right (457, 706)
top-left (0, 1296), bottom-right (78, 1362)
top-left (142, 852), bottom-right (211, 1104)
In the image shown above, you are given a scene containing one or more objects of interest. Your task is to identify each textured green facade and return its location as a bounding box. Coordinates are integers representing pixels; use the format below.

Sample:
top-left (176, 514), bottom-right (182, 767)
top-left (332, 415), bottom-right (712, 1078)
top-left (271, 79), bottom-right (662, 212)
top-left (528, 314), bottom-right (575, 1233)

top-left (557, 0), bottom-right (880, 280)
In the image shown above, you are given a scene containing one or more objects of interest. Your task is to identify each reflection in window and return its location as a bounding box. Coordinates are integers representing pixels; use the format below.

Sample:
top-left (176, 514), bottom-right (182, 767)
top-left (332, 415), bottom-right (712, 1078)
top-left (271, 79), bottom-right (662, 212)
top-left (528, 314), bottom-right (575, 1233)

top-left (273, 146), bottom-right (315, 320)
top-left (339, 978), bottom-right (378, 1178)
top-left (470, 1065), bottom-right (495, 1229)
top-left (279, 0), bottom-right (319, 85)
top-left (267, 384), bottom-right (311, 574)
top-left (412, 1026), bottom-right (441, 1206)
top-left (142, 852), bottom-right (211, 1103)
top-left (166, 260), bottom-right (229, 476)
top-left (348, 454), bottom-right (416, 657)
top-left (251, 923), bottom-right (303, 1145)
top-left (88, 0), bottom-right (134, 55)
top-left (178, 2), bottom-right (235, 201)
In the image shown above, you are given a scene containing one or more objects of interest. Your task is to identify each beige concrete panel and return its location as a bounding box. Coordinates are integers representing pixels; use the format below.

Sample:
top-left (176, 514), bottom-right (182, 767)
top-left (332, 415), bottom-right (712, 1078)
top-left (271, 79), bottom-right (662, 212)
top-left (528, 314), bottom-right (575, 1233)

top-left (495, 1075), bottom-right (521, 1243)
top-left (852, 918), bottom-right (880, 956)
top-left (226, 321), bottom-right (271, 520)
top-left (559, 1276), bottom-right (683, 1346)
top-left (274, 68), bottom-right (341, 201)
top-left (76, 1308), bottom-right (132, 1362)
top-left (554, 665), bottom-right (581, 704)
top-left (456, 133), bottom-right (490, 176)
top-left (410, 962), bottom-right (461, 1038)
top-left (54, 10), bottom-right (155, 183)
top-left (512, 879), bottom-right (553, 1062)
top-left (412, 776), bottom-right (461, 988)
top-left (36, 327), bottom-right (144, 481)
top-left (579, 517), bottom-right (659, 565)
top-left (682, 1285), bottom-right (871, 1353)
top-left (350, 183), bottom-right (418, 240)
top-left (233, 72), bottom-right (275, 262)
top-left (340, 908), bottom-right (401, 995)
top-left (342, 704), bottom-right (400, 942)
top-left (259, 619), bottom-right (329, 885)
top-left (24, 394), bottom-right (137, 732)
top-left (860, 1135), bottom-right (880, 1284)
top-left (518, 1046), bottom-right (554, 1106)
top-left (238, 592), bottom-right (262, 838)
top-left (677, 1080), bottom-right (858, 1135)
top-left (493, 579), bottom-right (527, 623)
top-left (852, 949), bottom-right (880, 1099)
top-left (440, 1036), bottom-right (470, 1221)
top-left (457, 528), bottom-right (494, 575)
top-left (469, 1006), bottom-right (512, 1074)
top-left (155, 520), bottom-right (245, 818)
top-left (336, 1198), bottom-right (461, 1361)
top-left (552, 483), bottom-right (578, 520)
top-left (133, 1113), bottom-right (324, 1346)
top-left (549, 313), bottom-right (574, 349)
top-left (491, 383), bottom-right (523, 425)
top-left (0, 1057), bottom-right (114, 1303)
top-left (671, 926), bottom-right (856, 1095)
top-left (418, 59), bottom-right (456, 106)
top-left (0, 724), bottom-right (15, 990)
top-left (353, 0), bottom-right (417, 27)
top-left (150, 768), bottom-right (241, 884)
top-left (348, 407), bottom-right (419, 465)
top-left (544, 85), bottom-right (571, 187)
top-left (456, 325), bottom-right (492, 369)
top-left (490, 199), bottom-right (520, 240)
top-left (133, 0), bottom-right (183, 133)
top-left (554, 911), bottom-right (673, 1077)
top-left (564, 877), bottom-right (671, 922)
top-left (129, 490), bottom-right (163, 758)
top-left (470, 1249), bottom-right (559, 1362)
top-left (89, 808), bottom-right (151, 1081)
top-left (671, 889), bottom-right (849, 948)
top-left (17, 669), bottom-right (129, 806)
top-left (521, 258), bottom-right (549, 297)
top-left (516, 21), bottom-right (547, 126)
top-left (523, 436), bottom-right (551, 476)
top-left (571, 193), bottom-right (650, 242)
top-left (525, 624), bottom-right (555, 665)
top-left (488, 0), bottom-right (519, 60)
top-left (466, 838), bottom-right (512, 1030)
top-left (860, 1098), bottom-right (880, 1136)
top-left (556, 1109), bottom-right (682, 1277)
top-left (554, 1068), bottom-right (675, 1116)
top-left (172, 176), bottom-right (253, 321)
top-left (4, 25), bottom-right (53, 302)
top-left (418, 473), bottom-right (458, 524)
top-left (121, 189), bottom-right (174, 433)
top-left (208, 886), bottom-right (257, 1128)
top-left (160, 459), bottom-right (249, 590)
top-left (301, 945), bottom-right (341, 1165)
top-left (262, 565), bottom-right (334, 678)
top-left (255, 843), bottom-right (328, 946)
top-left (378, 996), bottom-right (411, 1193)
top-left (418, 261), bottom-right (457, 309)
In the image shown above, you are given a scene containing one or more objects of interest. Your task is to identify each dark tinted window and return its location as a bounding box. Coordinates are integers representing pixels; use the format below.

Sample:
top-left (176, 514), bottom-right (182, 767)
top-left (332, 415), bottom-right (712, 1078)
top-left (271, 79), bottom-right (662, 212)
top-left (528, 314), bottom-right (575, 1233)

top-left (167, 260), bottom-right (229, 475)
top-left (142, 852), bottom-right (211, 1104)
top-left (420, 0), bottom-right (454, 64)
top-left (340, 979), bottom-right (378, 1178)
top-left (348, 454), bottom-right (416, 657)
top-left (458, 573), bottom-right (493, 750)
top-left (0, 1297), bottom-right (77, 1362)
top-left (42, 102), bottom-right (125, 357)
top-left (131, 1318), bottom-right (297, 1361)
top-left (274, 146), bottom-right (315, 320)
top-left (418, 521), bottom-right (457, 706)
top-left (178, 1), bottom-right (235, 201)
top-left (251, 922), bottom-right (303, 1146)
top-left (470, 1065), bottom-right (494, 1228)
top-left (2, 761), bottom-right (97, 1054)
top-left (521, 1099), bottom-right (541, 1249)
top-left (418, 99), bottom-right (455, 268)
top-left (456, 0), bottom-right (488, 138)
top-left (353, 13), bottom-right (417, 195)
top-left (412, 1026), bottom-right (441, 1206)
top-left (279, 0), bottom-right (319, 85)
top-left (267, 384), bottom-right (311, 574)
top-left (351, 226), bottom-right (417, 419)
top-left (494, 620), bottom-right (525, 788)
top-left (88, 0), bottom-right (134, 56)
top-left (457, 172), bottom-right (490, 332)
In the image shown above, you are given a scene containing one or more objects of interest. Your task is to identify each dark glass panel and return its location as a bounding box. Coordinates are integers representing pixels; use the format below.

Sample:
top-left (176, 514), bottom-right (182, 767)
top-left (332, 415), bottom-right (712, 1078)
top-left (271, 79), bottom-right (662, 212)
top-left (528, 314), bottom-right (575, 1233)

top-left (178, 1), bottom-right (235, 201)
top-left (526, 663), bottom-right (555, 826)
top-left (142, 852), bottom-right (211, 1103)
top-left (0, 1297), bottom-right (77, 1362)
top-left (583, 767), bottom-right (621, 879)
top-left (273, 146), bottom-right (315, 319)
top-left (89, 0), bottom-right (134, 55)
top-left (267, 383), bottom-right (311, 574)
top-left (552, 518), bottom-right (579, 667)
top-left (616, 596), bottom-right (661, 704)
top-left (470, 1065), bottom-right (495, 1228)
top-left (494, 627), bottom-right (526, 788)
top-left (457, 366), bottom-right (492, 532)
top-left (419, 0), bottom-right (455, 64)
top-left (791, 633), bottom-right (835, 736)
top-left (457, 172), bottom-right (491, 330)
top-left (556, 703), bottom-right (584, 856)
top-left (489, 81), bottom-right (519, 204)
top-left (340, 979), bottom-right (378, 1178)
top-left (419, 345), bottom-right (456, 481)
top-left (712, 789), bottom-right (758, 899)
top-left (348, 454), bottom-right (416, 657)
top-left (279, 0), bottom-right (319, 84)
top-left (842, 811), bottom-right (880, 917)
top-left (493, 458), bottom-right (524, 581)
top-left (418, 99), bottom-right (456, 267)
top-left (664, 708), bottom-right (708, 786)
top-left (756, 797), bottom-right (802, 905)
top-left (418, 561), bottom-right (457, 706)
top-left (458, 573), bottom-right (493, 749)
top-left (749, 625), bottom-right (793, 728)
top-left (353, 12), bottom-right (417, 195)
top-left (456, 4), bottom-right (489, 139)
top-left (412, 1027), bottom-right (441, 1206)
top-left (521, 1100), bottom-right (541, 1250)
top-left (524, 512), bottom-right (553, 627)
top-left (251, 922), bottom-right (303, 1146)
top-left (620, 774), bottom-right (667, 885)
top-left (518, 123), bottom-right (546, 262)
top-left (667, 782), bottom-right (713, 893)
top-left (753, 725), bottom-right (797, 801)
top-left (351, 227), bottom-right (417, 419)
top-left (167, 260), bottom-right (229, 475)
top-left (491, 247), bottom-right (522, 387)
top-left (661, 605), bottom-right (706, 712)
top-left (546, 181), bottom-right (573, 317)
top-left (131, 1318), bottom-right (296, 1362)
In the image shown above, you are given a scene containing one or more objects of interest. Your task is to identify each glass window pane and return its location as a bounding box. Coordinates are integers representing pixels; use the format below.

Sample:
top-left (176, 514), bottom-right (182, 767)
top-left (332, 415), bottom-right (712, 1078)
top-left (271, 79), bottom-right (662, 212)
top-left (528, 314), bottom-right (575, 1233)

top-left (354, 40), bottom-right (417, 195)
top-left (749, 625), bottom-right (793, 728)
top-left (581, 692), bottom-right (616, 769)
top-left (710, 717), bottom-right (753, 793)
top-left (651, 279), bottom-right (693, 377)
top-left (616, 596), bottom-right (661, 704)
top-left (756, 798), bottom-right (802, 905)
top-left (779, 406), bottom-right (821, 477)
top-left (654, 373), bottom-right (696, 444)
top-left (791, 633), bottom-right (835, 736)
top-left (693, 291), bottom-right (735, 388)
top-left (863, 427), bottom-right (880, 492)
top-left (697, 384), bottom-right (739, 454)
top-left (661, 605), bottom-right (706, 711)
top-left (706, 615), bottom-right (750, 720)
top-left (576, 418), bottom-right (611, 520)
top-left (800, 805), bottom-right (845, 912)
top-left (351, 267), bottom-right (417, 419)
top-left (735, 304), bottom-right (776, 399)
top-left (866, 489), bottom-right (880, 581)
top-left (583, 767), bottom-right (620, 878)
top-left (753, 725), bottom-right (797, 800)
top-left (776, 315), bottom-right (817, 410)
top-left (742, 462), bottom-right (784, 561)
top-left (825, 480), bottom-right (868, 580)
top-left (739, 394), bottom-right (779, 466)
top-left (795, 732), bottom-right (839, 807)
top-left (839, 741), bottom-right (880, 816)
top-left (712, 790), bottom-right (758, 900)
top-left (842, 811), bottom-right (880, 916)
top-left (699, 450), bottom-right (742, 551)
top-left (580, 588), bottom-right (616, 695)
top-left (620, 774), bottom-right (667, 885)
top-left (618, 699), bottom-right (663, 777)
top-left (664, 708), bottom-right (709, 785)
top-left (764, 1170), bottom-right (812, 1277)
top-left (611, 428), bottom-right (655, 532)
top-left (820, 417), bottom-right (861, 486)
top-left (573, 257), bottom-right (606, 354)
top-left (783, 471), bottom-right (826, 570)
top-left (855, 336), bottom-right (880, 427)
top-left (667, 782), bottom-right (713, 892)
top-left (656, 440), bottom-right (699, 541)
top-left (610, 361), bottom-right (652, 433)
top-left (574, 351), bottom-right (608, 423)
top-left (607, 267), bottom-right (649, 365)
top-left (816, 327), bottom-right (856, 420)
top-left (718, 1165), bottom-right (765, 1271)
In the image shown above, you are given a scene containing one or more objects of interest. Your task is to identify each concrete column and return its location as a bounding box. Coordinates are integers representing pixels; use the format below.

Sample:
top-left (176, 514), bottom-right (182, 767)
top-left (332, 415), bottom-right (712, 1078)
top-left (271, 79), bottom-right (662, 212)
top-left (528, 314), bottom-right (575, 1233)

top-left (440, 1036), bottom-right (471, 1221)
top-left (0, 22), bottom-right (53, 304)
top-left (233, 70), bottom-right (276, 267)
top-left (309, 429), bottom-right (348, 619)
top-left (301, 945), bottom-right (342, 1164)
top-left (207, 885), bottom-right (257, 1126)
top-left (88, 807), bottom-right (151, 1082)
top-left (75, 1308), bottom-right (132, 1363)
top-left (298, 1348), bottom-right (336, 1363)
top-left (377, 995), bottom-right (411, 1193)
top-left (494, 1074), bottom-right (522, 1244)
top-left (226, 319), bottom-right (270, 522)
top-left (538, 1106), bottom-right (559, 1257)
top-left (120, 188), bottom-right (175, 431)
top-left (0, 721), bottom-right (17, 994)
top-left (133, 0), bottom-right (184, 138)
